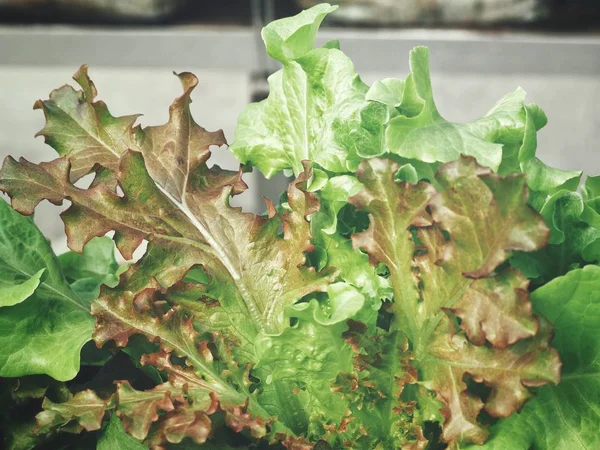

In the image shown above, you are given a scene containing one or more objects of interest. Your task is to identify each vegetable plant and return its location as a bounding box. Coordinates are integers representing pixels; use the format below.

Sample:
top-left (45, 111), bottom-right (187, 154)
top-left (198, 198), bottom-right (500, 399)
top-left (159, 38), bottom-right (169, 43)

top-left (1, 4), bottom-right (599, 449)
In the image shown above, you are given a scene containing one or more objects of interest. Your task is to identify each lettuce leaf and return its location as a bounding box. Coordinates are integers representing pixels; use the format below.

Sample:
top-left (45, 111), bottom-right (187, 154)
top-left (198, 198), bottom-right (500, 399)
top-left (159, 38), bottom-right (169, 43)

top-left (0, 4), bottom-right (596, 448)
top-left (1, 67), bottom-right (332, 444)
top-left (97, 415), bottom-right (146, 450)
top-left (255, 285), bottom-right (363, 432)
top-left (0, 72), bottom-right (335, 346)
top-left (34, 65), bottom-right (140, 182)
top-left (367, 47), bottom-right (581, 196)
top-left (58, 236), bottom-right (120, 302)
top-left (349, 156), bottom-right (560, 446)
top-left (511, 189), bottom-right (600, 285)
top-left (470, 265), bottom-right (600, 449)
top-left (230, 3), bottom-right (385, 177)
top-left (0, 200), bottom-right (93, 381)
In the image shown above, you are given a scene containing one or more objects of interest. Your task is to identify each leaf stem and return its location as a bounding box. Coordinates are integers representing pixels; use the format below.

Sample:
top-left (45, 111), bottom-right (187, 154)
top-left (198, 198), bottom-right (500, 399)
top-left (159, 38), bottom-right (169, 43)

top-left (153, 182), bottom-right (267, 334)
top-left (390, 269), bottom-right (420, 353)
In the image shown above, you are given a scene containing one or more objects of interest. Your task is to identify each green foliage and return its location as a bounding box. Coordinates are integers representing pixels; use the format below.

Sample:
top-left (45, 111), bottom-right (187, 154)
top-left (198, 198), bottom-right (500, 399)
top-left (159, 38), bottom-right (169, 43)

top-left (467, 265), bottom-right (600, 449)
top-left (97, 415), bottom-right (146, 450)
top-left (0, 200), bottom-right (95, 381)
top-left (0, 3), bottom-right (598, 450)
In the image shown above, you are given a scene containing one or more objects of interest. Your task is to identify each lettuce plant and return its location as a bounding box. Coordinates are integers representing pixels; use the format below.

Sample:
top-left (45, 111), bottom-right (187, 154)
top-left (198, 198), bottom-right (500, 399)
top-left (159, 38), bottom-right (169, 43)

top-left (1, 4), bottom-right (599, 450)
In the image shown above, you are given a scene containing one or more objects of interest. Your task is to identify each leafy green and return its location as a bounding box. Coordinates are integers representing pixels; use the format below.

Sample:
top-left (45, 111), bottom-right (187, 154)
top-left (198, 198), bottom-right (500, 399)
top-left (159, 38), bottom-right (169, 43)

top-left (59, 236), bottom-right (120, 302)
top-left (511, 190), bottom-right (600, 284)
top-left (0, 3), bottom-right (597, 449)
top-left (0, 200), bottom-right (93, 381)
top-left (97, 414), bottom-right (146, 450)
top-left (262, 3), bottom-right (338, 62)
top-left (255, 284), bottom-right (363, 431)
top-left (230, 3), bottom-right (385, 177)
top-left (349, 156), bottom-right (559, 445)
top-left (1, 75), bottom-right (335, 347)
top-left (311, 174), bottom-right (363, 235)
top-left (34, 65), bottom-right (140, 182)
top-left (367, 47), bottom-right (581, 195)
top-left (583, 174), bottom-right (600, 225)
top-left (379, 48), bottom-right (504, 170)
top-left (0, 268), bottom-right (44, 308)
top-left (2, 64), bottom-right (323, 446)
top-left (36, 389), bottom-right (107, 433)
top-left (470, 265), bottom-right (600, 449)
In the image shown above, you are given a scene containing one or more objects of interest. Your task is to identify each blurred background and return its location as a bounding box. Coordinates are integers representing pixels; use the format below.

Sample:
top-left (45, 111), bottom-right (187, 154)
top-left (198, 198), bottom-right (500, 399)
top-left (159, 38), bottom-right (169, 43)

top-left (1, 0), bottom-right (599, 252)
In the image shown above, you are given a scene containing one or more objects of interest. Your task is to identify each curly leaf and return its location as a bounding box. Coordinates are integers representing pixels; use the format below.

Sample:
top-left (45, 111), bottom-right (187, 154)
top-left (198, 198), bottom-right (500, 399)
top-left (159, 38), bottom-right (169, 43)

top-left (93, 286), bottom-right (246, 402)
top-left (309, 175), bottom-right (390, 318)
top-left (36, 389), bottom-right (106, 433)
top-left (148, 404), bottom-right (213, 447)
top-left (511, 190), bottom-right (600, 285)
top-left (115, 381), bottom-right (176, 440)
top-left (334, 323), bottom-right (424, 449)
top-left (375, 48), bottom-right (581, 194)
top-left (311, 218), bottom-right (388, 306)
top-left (447, 269), bottom-right (538, 349)
top-left (34, 65), bottom-right (140, 181)
top-left (139, 72), bottom-right (226, 203)
top-left (254, 284), bottom-right (364, 435)
top-left (350, 157), bottom-right (560, 446)
top-left (313, 175), bottom-right (363, 235)
top-left (262, 3), bottom-right (338, 63)
top-left (231, 4), bottom-right (385, 177)
top-left (93, 284), bottom-right (279, 440)
top-left (470, 265), bottom-right (600, 449)
top-left (34, 343), bottom-right (267, 446)
top-left (0, 71), bottom-right (334, 344)
top-left (127, 352), bottom-right (266, 446)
